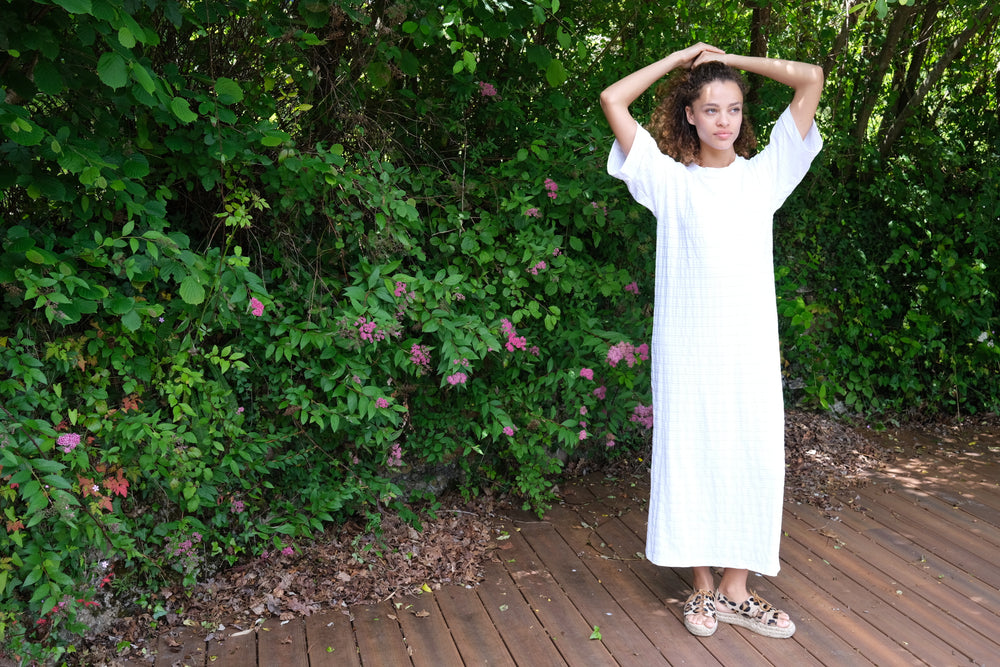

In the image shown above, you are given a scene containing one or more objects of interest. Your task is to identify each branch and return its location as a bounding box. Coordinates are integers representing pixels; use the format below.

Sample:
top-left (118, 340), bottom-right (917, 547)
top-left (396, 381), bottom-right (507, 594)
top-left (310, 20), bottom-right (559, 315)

top-left (878, 2), bottom-right (1000, 159)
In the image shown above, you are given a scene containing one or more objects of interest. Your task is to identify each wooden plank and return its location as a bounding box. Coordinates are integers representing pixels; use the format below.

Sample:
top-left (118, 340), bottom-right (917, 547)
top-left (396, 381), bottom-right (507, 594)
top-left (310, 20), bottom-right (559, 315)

top-left (546, 505), bottom-right (723, 666)
top-left (779, 520), bottom-right (963, 665)
top-left (206, 625), bottom-right (256, 667)
top-left (785, 504), bottom-right (1000, 662)
top-left (434, 584), bottom-right (516, 666)
top-left (603, 501), bottom-right (775, 667)
top-left (827, 496), bottom-right (1000, 618)
top-left (392, 593), bottom-right (464, 667)
top-left (893, 484), bottom-right (1000, 549)
top-left (303, 609), bottom-right (360, 667)
top-left (502, 528), bottom-right (618, 666)
top-left (352, 601), bottom-right (412, 666)
top-left (520, 508), bottom-right (670, 666)
top-left (257, 616), bottom-right (308, 667)
top-left (476, 560), bottom-right (568, 667)
top-left (156, 625), bottom-right (207, 666)
top-left (851, 485), bottom-right (1000, 590)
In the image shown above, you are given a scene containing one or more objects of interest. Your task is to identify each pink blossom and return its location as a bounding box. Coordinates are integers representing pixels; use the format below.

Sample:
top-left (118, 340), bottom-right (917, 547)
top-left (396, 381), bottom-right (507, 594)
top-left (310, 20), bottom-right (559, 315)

top-left (630, 403), bottom-right (654, 429)
top-left (552, 247), bottom-right (561, 257)
top-left (394, 281), bottom-right (408, 297)
top-left (544, 178), bottom-right (558, 200)
top-left (282, 546), bottom-right (294, 557)
top-left (525, 207), bottom-right (541, 218)
top-left (579, 368), bottom-right (594, 380)
top-left (409, 344), bottom-right (432, 374)
top-left (593, 385), bottom-right (606, 400)
top-left (387, 443), bottom-right (403, 467)
top-left (624, 281), bottom-right (639, 295)
top-left (478, 81), bottom-right (498, 97)
top-left (231, 500), bottom-right (245, 514)
top-left (376, 397), bottom-right (389, 409)
top-left (57, 432), bottom-right (81, 453)
top-left (527, 260), bottom-right (547, 275)
top-left (501, 318), bottom-right (527, 352)
top-left (446, 372), bottom-right (468, 385)
top-left (579, 406), bottom-right (588, 415)
top-left (606, 438), bottom-right (616, 448)
top-left (607, 341), bottom-right (647, 368)
top-left (502, 426), bottom-right (515, 437)
top-left (578, 429), bottom-right (587, 441)
top-left (250, 297), bottom-right (265, 317)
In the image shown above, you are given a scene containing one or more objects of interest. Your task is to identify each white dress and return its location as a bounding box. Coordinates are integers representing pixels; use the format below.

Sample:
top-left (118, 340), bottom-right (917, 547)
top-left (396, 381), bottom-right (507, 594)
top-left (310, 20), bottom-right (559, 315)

top-left (608, 108), bottom-right (822, 575)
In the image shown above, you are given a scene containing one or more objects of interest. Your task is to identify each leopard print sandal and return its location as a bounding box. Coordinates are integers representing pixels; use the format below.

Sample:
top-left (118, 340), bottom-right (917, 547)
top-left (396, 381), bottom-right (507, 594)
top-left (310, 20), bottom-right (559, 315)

top-left (682, 589), bottom-right (718, 637)
top-left (715, 589), bottom-right (796, 638)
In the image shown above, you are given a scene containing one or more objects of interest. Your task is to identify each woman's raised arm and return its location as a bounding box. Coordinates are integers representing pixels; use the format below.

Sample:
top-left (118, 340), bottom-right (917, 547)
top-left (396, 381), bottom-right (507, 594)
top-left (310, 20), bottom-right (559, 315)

top-left (600, 43), bottom-right (724, 155)
top-left (694, 52), bottom-right (824, 139)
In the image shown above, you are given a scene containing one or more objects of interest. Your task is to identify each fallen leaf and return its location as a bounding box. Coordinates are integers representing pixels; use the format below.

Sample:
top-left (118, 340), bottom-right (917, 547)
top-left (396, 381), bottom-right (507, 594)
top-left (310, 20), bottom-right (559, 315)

top-left (414, 610), bottom-right (430, 618)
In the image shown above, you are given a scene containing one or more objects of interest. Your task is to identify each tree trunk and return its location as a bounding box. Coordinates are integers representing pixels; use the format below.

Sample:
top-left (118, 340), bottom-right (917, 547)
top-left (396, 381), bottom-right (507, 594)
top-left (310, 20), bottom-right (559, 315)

top-left (852, 4), bottom-right (916, 145)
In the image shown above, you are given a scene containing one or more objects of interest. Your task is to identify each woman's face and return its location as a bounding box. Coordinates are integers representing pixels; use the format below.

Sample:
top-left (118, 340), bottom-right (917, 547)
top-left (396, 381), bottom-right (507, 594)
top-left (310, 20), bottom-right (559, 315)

top-left (685, 79), bottom-right (744, 159)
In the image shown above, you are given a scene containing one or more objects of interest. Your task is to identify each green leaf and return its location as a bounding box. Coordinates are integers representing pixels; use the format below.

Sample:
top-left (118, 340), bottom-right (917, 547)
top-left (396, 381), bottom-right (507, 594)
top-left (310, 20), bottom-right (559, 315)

top-left (33, 60), bottom-right (65, 95)
top-left (130, 62), bottom-right (156, 94)
top-left (53, 0), bottom-right (92, 13)
top-left (97, 52), bottom-right (128, 89)
top-left (121, 309), bottom-right (142, 332)
top-left (366, 62), bottom-right (392, 89)
top-left (589, 625), bottom-right (602, 640)
top-left (214, 77), bottom-right (244, 104)
top-left (170, 97), bottom-right (198, 124)
top-left (545, 59), bottom-right (567, 87)
top-left (25, 249), bottom-right (45, 264)
top-left (118, 25), bottom-right (136, 48)
top-left (179, 274), bottom-right (206, 304)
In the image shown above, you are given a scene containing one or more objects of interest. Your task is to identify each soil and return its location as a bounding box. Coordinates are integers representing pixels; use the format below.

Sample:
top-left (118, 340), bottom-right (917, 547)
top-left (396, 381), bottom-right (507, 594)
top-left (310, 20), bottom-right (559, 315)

top-left (59, 410), bottom-right (999, 665)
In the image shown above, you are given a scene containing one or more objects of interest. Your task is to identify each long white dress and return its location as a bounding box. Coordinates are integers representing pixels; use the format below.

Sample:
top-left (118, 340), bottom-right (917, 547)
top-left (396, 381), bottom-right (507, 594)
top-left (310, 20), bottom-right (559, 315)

top-left (608, 108), bottom-right (822, 575)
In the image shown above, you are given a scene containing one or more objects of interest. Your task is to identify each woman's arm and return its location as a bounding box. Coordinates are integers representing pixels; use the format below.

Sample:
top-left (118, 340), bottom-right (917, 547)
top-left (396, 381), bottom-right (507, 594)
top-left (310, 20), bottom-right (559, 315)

top-left (696, 53), bottom-right (824, 139)
top-left (600, 43), bottom-right (724, 155)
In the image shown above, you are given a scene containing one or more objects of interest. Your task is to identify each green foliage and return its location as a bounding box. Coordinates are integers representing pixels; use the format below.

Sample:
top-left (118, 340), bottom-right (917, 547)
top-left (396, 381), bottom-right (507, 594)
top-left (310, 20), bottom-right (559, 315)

top-left (1, 0), bottom-right (998, 661)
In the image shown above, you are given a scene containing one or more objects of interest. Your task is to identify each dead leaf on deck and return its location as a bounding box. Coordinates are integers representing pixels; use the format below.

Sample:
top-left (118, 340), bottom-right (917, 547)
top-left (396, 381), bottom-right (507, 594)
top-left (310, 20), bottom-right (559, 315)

top-left (413, 609), bottom-right (430, 618)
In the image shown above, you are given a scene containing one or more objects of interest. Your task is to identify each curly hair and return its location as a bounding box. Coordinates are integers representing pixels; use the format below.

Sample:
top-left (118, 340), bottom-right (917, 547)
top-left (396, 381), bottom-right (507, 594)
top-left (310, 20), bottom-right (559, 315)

top-left (647, 61), bottom-right (757, 166)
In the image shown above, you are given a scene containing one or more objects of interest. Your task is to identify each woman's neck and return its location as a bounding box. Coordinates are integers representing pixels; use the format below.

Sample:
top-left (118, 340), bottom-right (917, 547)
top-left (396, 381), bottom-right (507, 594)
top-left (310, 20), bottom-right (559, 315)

top-left (698, 146), bottom-right (737, 168)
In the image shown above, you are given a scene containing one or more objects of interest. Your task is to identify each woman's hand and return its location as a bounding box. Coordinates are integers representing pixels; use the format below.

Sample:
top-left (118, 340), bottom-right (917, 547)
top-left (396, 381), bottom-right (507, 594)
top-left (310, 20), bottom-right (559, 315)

top-left (674, 43), bottom-right (725, 69)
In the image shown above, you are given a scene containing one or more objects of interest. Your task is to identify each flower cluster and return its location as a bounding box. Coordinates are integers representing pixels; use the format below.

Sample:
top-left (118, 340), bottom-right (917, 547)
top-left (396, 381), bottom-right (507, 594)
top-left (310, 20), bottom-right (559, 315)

top-left (354, 316), bottom-right (386, 343)
top-left (527, 260), bottom-right (547, 275)
top-left (607, 341), bottom-right (650, 368)
top-left (250, 297), bottom-right (265, 317)
top-left (501, 318), bottom-right (527, 352)
top-left (478, 81), bottom-right (497, 97)
top-left (387, 442), bottom-right (403, 467)
top-left (57, 432), bottom-right (81, 453)
top-left (376, 397), bottom-right (390, 409)
top-left (593, 385), bottom-right (607, 399)
top-left (502, 426), bottom-right (516, 436)
top-left (525, 207), bottom-right (541, 218)
top-left (172, 531), bottom-right (203, 557)
top-left (231, 499), bottom-right (245, 514)
top-left (544, 178), bottom-right (558, 200)
top-left (579, 368), bottom-right (594, 380)
top-left (393, 281), bottom-right (415, 300)
top-left (446, 371), bottom-right (468, 385)
top-left (624, 281), bottom-right (639, 295)
top-left (409, 343), bottom-right (432, 374)
top-left (630, 403), bottom-right (654, 429)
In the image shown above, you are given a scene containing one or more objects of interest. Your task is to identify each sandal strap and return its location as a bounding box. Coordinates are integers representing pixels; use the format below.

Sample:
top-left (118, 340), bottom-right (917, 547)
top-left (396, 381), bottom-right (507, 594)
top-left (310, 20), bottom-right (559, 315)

top-left (717, 590), bottom-right (787, 626)
top-left (683, 589), bottom-right (716, 617)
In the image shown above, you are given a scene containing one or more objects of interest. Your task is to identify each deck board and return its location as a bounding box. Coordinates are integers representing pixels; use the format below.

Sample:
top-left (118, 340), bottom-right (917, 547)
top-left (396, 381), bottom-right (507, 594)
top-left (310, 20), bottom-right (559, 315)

top-left (150, 441), bottom-right (1000, 666)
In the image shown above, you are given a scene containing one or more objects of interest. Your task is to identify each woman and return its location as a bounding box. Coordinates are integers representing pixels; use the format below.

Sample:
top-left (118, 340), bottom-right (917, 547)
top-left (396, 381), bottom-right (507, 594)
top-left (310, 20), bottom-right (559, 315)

top-left (600, 43), bottom-right (823, 638)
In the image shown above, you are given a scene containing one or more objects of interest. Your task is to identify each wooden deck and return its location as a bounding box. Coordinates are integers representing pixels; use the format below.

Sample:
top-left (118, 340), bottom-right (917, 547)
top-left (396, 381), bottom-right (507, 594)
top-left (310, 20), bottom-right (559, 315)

top-left (151, 433), bottom-right (1000, 666)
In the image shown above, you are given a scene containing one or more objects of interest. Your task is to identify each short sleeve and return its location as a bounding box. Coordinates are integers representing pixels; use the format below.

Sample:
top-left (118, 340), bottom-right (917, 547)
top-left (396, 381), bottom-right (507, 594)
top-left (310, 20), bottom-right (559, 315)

top-left (607, 122), bottom-right (685, 218)
top-left (750, 107), bottom-right (823, 210)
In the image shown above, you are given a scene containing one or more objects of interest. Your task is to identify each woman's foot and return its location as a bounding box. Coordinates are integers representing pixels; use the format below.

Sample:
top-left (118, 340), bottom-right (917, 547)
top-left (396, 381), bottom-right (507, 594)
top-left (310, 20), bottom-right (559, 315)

top-left (682, 589), bottom-right (717, 636)
top-left (714, 589), bottom-right (795, 638)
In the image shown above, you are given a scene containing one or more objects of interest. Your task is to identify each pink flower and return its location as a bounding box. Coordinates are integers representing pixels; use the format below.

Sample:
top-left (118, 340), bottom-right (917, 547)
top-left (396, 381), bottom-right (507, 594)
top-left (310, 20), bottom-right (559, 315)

top-left (409, 344), bottom-right (432, 374)
top-left (250, 297), bottom-right (265, 317)
top-left (552, 247), bottom-right (561, 257)
top-left (376, 397), bottom-right (389, 409)
top-left (478, 81), bottom-right (498, 97)
top-left (525, 207), bottom-right (541, 218)
top-left (579, 406), bottom-right (587, 415)
top-left (579, 368), bottom-right (594, 380)
top-left (503, 426), bottom-right (515, 437)
top-left (544, 178), bottom-right (558, 200)
top-left (593, 385), bottom-right (606, 400)
top-left (606, 438), bottom-right (616, 448)
top-left (607, 341), bottom-right (647, 368)
top-left (446, 372), bottom-right (468, 385)
top-left (394, 281), bottom-right (408, 297)
top-left (501, 318), bottom-right (527, 352)
top-left (57, 433), bottom-right (81, 453)
top-left (527, 260), bottom-right (547, 275)
top-left (624, 281), bottom-right (639, 295)
top-left (578, 429), bottom-right (587, 441)
top-left (630, 403), bottom-right (654, 429)
top-left (231, 500), bottom-right (245, 514)
top-left (282, 546), bottom-right (294, 557)
top-left (387, 443), bottom-right (403, 467)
